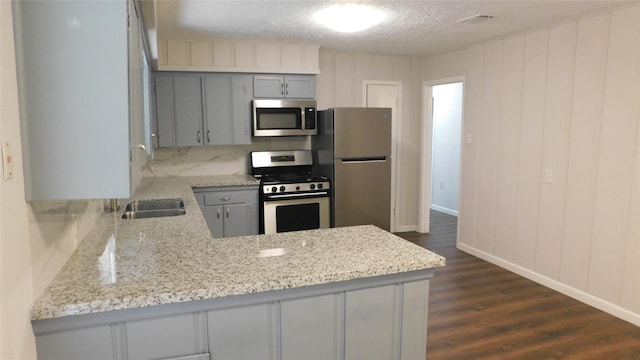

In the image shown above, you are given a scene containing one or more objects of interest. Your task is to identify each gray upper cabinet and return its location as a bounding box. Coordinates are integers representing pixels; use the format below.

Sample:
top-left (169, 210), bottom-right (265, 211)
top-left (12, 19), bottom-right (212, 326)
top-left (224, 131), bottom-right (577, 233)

top-left (155, 73), bottom-right (252, 147)
top-left (204, 74), bottom-right (252, 145)
top-left (155, 75), bottom-right (176, 148)
top-left (253, 75), bottom-right (316, 99)
top-left (174, 75), bottom-right (204, 147)
top-left (14, 0), bottom-right (137, 200)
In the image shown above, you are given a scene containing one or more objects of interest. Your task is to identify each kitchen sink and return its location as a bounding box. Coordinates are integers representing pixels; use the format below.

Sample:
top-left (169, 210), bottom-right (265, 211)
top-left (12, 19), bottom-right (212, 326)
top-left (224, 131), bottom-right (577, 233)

top-left (121, 208), bottom-right (186, 219)
top-left (124, 198), bottom-right (184, 212)
top-left (121, 198), bottom-right (186, 219)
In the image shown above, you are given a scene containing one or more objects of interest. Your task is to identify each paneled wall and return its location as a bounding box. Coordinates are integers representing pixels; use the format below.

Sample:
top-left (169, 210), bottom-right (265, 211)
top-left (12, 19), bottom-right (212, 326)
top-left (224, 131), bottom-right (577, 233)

top-left (317, 51), bottom-right (424, 231)
top-left (424, 4), bottom-right (640, 325)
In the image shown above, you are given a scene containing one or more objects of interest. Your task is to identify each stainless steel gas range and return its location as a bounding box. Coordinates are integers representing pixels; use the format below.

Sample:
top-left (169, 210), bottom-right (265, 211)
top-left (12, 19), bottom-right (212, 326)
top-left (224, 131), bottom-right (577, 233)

top-left (250, 150), bottom-right (331, 234)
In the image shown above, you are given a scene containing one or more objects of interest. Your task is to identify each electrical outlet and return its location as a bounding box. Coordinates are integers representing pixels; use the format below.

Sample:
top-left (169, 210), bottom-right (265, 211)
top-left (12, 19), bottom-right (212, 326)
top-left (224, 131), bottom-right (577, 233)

top-left (2, 141), bottom-right (14, 180)
top-left (465, 133), bottom-right (472, 144)
top-left (544, 168), bottom-right (553, 184)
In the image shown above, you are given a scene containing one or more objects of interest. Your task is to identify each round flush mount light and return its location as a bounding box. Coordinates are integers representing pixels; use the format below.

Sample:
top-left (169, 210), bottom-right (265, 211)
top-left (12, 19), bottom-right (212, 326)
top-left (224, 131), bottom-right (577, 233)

top-left (314, 4), bottom-right (387, 33)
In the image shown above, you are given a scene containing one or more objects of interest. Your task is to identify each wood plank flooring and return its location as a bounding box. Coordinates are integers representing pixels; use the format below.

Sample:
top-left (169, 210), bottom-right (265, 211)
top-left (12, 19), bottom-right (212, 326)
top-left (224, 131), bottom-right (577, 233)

top-left (397, 210), bottom-right (640, 360)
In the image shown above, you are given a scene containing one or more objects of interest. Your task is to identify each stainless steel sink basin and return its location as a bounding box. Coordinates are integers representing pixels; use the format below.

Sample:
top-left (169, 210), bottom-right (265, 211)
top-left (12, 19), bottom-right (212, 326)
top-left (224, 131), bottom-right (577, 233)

top-left (121, 208), bottom-right (186, 219)
top-left (124, 198), bottom-right (184, 212)
top-left (121, 198), bottom-right (186, 219)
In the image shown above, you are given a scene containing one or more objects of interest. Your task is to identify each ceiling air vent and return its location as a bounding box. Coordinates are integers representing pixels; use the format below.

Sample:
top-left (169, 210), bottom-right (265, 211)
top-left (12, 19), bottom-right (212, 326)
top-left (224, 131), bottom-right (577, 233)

top-left (457, 14), bottom-right (494, 24)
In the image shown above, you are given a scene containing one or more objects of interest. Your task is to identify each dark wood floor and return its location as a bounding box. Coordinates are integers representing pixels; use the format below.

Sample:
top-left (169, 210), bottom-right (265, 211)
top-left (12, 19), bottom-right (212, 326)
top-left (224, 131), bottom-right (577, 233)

top-left (397, 210), bottom-right (640, 360)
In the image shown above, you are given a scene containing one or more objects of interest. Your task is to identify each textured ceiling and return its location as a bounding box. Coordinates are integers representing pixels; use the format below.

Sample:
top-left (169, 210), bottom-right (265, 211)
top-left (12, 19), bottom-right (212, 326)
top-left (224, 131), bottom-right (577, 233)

top-left (151, 0), bottom-right (634, 57)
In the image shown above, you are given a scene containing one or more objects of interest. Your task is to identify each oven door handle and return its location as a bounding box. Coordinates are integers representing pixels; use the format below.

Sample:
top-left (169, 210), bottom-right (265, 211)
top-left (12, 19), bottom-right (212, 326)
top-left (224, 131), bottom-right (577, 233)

top-left (265, 191), bottom-right (329, 200)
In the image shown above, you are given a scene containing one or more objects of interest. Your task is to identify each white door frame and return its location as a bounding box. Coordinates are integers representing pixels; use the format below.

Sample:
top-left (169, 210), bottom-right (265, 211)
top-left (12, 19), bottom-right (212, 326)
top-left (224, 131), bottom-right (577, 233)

top-left (363, 80), bottom-right (401, 233)
top-left (419, 76), bottom-right (465, 233)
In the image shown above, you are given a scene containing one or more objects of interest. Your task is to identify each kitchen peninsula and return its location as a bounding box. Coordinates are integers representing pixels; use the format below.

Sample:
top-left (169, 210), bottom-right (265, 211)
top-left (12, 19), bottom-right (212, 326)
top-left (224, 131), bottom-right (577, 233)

top-left (30, 176), bottom-right (445, 360)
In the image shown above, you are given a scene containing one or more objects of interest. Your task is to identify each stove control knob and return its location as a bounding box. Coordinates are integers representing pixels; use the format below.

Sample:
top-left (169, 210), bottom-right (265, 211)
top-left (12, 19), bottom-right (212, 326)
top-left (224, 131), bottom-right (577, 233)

top-left (317, 183), bottom-right (323, 189)
top-left (280, 186), bottom-right (286, 192)
top-left (271, 186), bottom-right (277, 193)
top-left (310, 184), bottom-right (316, 190)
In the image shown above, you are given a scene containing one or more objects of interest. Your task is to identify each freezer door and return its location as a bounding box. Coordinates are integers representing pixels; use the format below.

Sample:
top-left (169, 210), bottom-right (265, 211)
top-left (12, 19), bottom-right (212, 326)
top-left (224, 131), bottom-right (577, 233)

top-left (333, 108), bottom-right (391, 158)
top-left (334, 158), bottom-right (391, 231)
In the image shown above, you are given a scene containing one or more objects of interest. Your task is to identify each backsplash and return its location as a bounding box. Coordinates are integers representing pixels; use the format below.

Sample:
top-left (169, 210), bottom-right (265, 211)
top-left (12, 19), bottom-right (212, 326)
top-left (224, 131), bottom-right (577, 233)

top-left (28, 199), bottom-right (104, 297)
top-left (143, 137), bottom-right (310, 177)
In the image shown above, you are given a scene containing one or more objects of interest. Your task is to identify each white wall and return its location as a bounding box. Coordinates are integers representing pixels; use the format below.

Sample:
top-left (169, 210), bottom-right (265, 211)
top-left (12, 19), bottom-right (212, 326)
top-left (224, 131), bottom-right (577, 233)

top-left (1, 2), bottom-right (36, 357)
top-left (423, 3), bottom-right (640, 325)
top-left (317, 51), bottom-right (424, 231)
top-left (431, 82), bottom-right (462, 215)
top-left (1, 4), bottom-right (103, 358)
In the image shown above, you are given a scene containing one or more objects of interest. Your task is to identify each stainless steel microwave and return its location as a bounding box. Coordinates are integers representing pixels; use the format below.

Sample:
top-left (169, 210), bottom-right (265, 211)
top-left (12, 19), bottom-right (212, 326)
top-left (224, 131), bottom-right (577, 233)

top-left (252, 99), bottom-right (317, 136)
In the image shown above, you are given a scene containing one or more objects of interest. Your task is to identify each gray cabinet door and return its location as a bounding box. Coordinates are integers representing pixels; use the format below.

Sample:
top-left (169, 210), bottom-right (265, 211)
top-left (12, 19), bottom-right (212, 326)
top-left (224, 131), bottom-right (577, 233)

top-left (126, 313), bottom-right (207, 360)
top-left (345, 285), bottom-right (396, 360)
top-left (223, 203), bottom-right (254, 238)
top-left (253, 75), bottom-right (316, 99)
top-left (231, 75), bottom-right (253, 144)
top-left (208, 304), bottom-right (273, 360)
top-left (35, 325), bottom-right (118, 360)
top-left (15, 0), bottom-right (131, 200)
top-left (284, 75), bottom-right (316, 99)
top-left (155, 74), bottom-right (176, 147)
top-left (201, 204), bottom-right (224, 238)
top-left (173, 75), bottom-right (203, 146)
top-left (203, 75), bottom-right (232, 145)
top-left (253, 75), bottom-right (285, 98)
top-left (280, 294), bottom-right (337, 360)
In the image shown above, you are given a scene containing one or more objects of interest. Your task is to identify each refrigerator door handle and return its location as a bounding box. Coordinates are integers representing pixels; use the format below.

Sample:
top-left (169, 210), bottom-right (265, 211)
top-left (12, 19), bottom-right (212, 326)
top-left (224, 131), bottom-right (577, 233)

top-left (340, 157), bottom-right (387, 163)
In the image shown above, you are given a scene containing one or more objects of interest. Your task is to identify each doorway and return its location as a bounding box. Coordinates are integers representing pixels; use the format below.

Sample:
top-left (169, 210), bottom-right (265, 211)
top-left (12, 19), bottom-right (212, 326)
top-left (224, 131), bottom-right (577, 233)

top-left (363, 81), bottom-right (401, 232)
top-left (419, 78), bottom-right (464, 233)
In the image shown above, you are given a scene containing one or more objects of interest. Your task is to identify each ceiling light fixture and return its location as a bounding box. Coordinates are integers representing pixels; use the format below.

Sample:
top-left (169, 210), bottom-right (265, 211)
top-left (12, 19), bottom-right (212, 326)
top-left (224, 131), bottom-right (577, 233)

top-left (314, 4), bottom-right (387, 33)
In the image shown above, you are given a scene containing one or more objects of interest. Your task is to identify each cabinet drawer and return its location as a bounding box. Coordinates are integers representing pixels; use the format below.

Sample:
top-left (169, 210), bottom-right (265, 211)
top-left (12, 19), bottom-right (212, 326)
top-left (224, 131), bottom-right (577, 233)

top-left (203, 191), bottom-right (256, 206)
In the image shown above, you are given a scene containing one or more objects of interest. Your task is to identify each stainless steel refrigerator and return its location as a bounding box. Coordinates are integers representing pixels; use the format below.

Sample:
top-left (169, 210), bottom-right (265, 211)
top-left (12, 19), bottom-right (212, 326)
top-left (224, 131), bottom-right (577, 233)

top-left (312, 107), bottom-right (392, 231)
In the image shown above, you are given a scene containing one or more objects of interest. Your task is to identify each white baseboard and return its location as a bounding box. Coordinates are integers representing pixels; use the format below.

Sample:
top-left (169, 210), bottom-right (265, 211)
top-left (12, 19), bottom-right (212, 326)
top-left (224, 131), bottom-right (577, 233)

top-left (394, 224), bottom-right (418, 232)
top-left (457, 243), bottom-right (640, 327)
top-left (430, 204), bottom-right (458, 217)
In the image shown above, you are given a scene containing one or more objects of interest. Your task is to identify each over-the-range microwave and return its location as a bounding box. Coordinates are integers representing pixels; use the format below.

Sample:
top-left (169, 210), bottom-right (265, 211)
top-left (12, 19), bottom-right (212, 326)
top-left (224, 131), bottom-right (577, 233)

top-left (252, 99), bottom-right (317, 136)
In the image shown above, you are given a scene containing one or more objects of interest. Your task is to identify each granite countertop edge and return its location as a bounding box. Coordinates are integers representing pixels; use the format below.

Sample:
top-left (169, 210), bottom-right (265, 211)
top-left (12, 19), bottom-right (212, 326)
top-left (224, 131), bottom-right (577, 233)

top-left (30, 175), bottom-right (446, 321)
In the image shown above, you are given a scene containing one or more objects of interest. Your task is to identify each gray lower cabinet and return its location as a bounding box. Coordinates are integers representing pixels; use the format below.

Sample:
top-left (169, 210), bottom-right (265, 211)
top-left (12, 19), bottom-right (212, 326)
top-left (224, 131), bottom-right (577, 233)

top-left (154, 73), bottom-right (252, 147)
top-left (193, 186), bottom-right (258, 238)
top-left (125, 313), bottom-right (208, 360)
top-left (34, 324), bottom-right (119, 360)
top-left (31, 272), bottom-right (434, 360)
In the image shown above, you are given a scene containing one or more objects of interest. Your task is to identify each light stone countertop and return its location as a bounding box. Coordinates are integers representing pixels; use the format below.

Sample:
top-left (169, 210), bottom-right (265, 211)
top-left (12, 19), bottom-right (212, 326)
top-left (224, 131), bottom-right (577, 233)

top-left (30, 175), bottom-right (446, 321)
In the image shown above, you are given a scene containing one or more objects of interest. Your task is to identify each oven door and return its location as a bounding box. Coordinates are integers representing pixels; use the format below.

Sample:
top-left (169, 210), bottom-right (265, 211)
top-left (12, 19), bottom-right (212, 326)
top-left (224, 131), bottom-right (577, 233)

top-left (262, 194), bottom-right (330, 234)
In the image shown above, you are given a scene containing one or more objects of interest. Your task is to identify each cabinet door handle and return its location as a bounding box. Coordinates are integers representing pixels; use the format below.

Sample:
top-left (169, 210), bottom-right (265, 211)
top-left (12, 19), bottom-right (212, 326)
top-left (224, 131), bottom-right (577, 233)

top-left (220, 197), bottom-right (230, 202)
top-left (216, 208), bottom-right (221, 219)
top-left (197, 130), bottom-right (201, 143)
top-left (226, 208), bottom-right (230, 218)
top-left (207, 130), bottom-right (211, 143)
top-left (280, 83), bottom-right (284, 96)
top-left (285, 83), bottom-right (288, 96)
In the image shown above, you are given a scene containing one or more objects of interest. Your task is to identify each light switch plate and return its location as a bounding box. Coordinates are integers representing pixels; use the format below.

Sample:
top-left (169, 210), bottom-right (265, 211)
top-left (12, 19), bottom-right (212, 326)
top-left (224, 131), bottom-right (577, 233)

top-left (2, 141), bottom-right (14, 180)
top-left (544, 168), bottom-right (553, 184)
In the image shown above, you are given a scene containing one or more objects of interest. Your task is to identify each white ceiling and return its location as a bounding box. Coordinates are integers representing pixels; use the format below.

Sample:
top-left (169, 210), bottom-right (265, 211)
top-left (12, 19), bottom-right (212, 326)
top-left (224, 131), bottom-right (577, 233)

top-left (151, 0), bottom-right (634, 57)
